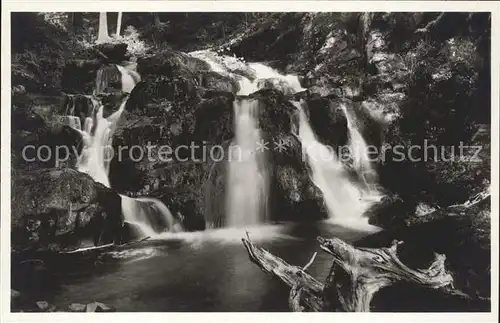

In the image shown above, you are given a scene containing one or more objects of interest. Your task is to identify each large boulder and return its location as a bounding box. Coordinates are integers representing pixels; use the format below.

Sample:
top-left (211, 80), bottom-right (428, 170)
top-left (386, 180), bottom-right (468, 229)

top-left (137, 48), bottom-right (210, 79)
top-left (94, 42), bottom-right (129, 62)
top-left (269, 133), bottom-right (327, 222)
top-left (11, 168), bottom-right (122, 251)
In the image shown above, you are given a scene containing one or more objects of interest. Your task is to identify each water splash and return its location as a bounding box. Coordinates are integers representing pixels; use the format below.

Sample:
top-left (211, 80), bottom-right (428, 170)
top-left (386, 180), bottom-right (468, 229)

top-left (292, 101), bottom-right (378, 231)
top-left (226, 99), bottom-right (269, 227)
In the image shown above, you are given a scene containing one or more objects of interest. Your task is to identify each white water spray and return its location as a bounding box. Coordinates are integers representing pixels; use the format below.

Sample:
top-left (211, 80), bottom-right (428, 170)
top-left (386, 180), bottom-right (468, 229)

top-left (292, 101), bottom-right (378, 231)
top-left (226, 99), bottom-right (269, 227)
top-left (116, 65), bottom-right (141, 93)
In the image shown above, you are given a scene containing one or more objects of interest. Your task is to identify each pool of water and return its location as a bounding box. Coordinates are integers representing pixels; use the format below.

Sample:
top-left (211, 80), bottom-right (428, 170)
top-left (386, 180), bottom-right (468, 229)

top-left (12, 222), bottom-right (375, 312)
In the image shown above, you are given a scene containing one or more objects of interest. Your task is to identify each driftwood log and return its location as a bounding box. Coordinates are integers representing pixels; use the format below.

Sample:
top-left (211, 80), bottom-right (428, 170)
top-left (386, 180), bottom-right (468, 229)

top-left (242, 235), bottom-right (465, 312)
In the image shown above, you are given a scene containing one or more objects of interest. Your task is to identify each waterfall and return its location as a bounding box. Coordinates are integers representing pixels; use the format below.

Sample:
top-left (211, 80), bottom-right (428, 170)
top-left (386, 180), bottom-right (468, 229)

top-left (226, 99), bottom-right (269, 227)
top-left (192, 50), bottom-right (379, 230)
top-left (95, 64), bottom-right (140, 94)
top-left (340, 104), bottom-right (380, 194)
top-left (292, 101), bottom-right (378, 230)
top-left (121, 196), bottom-right (181, 236)
top-left (63, 71), bottom-right (179, 237)
top-left (116, 65), bottom-right (141, 93)
top-left (75, 99), bottom-right (126, 187)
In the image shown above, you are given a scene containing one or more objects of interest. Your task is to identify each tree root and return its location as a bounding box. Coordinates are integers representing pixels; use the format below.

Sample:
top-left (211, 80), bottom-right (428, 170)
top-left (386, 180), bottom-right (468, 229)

top-left (242, 234), bottom-right (466, 312)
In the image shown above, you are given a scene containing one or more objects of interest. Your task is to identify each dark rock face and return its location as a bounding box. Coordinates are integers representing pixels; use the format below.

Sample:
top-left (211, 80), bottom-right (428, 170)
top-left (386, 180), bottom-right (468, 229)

top-left (95, 42), bottom-right (129, 63)
top-left (268, 133), bottom-right (327, 222)
top-left (137, 48), bottom-right (210, 79)
top-left (11, 168), bottom-right (122, 251)
top-left (61, 59), bottom-right (101, 94)
top-left (11, 98), bottom-right (82, 171)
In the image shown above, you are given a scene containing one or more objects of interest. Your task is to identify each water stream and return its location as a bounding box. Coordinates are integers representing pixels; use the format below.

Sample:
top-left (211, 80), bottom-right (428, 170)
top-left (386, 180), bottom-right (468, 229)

top-left (226, 99), bottom-right (269, 227)
top-left (64, 65), bottom-right (177, 237)
top-left (46, 52), bottom-right (385, 311)
top-left (292, 101), bottom-right (379, 231)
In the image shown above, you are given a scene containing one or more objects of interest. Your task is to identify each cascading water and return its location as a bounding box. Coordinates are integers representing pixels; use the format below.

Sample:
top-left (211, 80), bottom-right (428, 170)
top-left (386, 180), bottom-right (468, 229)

top-left (95, 64), bottom-right (141, 94)
top-left (189, 50), bottom-right (304, 96)
top-left (63, 66), bottom-right (179, 237)
top-left (192, 50), bottom-right (379, 230)
top-left (75, 100), bottom-right (125, 187)
top-left (192, 50), bottom-right (305, 228)
top-left (340, 104), bottom-right (380, 194)
top-left (226, 99), bottom-right (269, 227)
top-left (292, 101), bottom-right (378, 230)
top-left (116, 65), bottom-right (141, 93)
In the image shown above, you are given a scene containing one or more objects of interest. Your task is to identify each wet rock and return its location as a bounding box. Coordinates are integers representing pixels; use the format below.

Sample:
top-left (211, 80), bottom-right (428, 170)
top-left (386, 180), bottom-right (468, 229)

top-left (367, 194), bottom-right (409, 228)
top-left (95, 42), bottom-right (129, 63)
top-left (137, 48), bottom-right (210, 79)
top-left (268, 133), bottom-right (327, 222)
top-left (126, 75), bottom-right (201, 113)
top-left (248, 89), bottom-right (296, 135)
top-left (200, 71), bottom-right (239, 93)
top-left (305, 97), bottom-right (349, 150)
top-left (86, 301), bottom-right (115, 312)
top-left (257, 78), bottom-right (297, 96)
top-left (12, 84), bottom-right (27, 95)
top-left (36, 301), bottom-right (50, 311)
top-left (11, 168), bottom-right (122, 251)
top-left (68, 303), bottom-right (86, 312)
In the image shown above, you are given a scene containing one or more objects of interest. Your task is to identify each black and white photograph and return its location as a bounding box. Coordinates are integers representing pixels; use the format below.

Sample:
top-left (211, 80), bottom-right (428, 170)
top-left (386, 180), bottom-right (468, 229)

top-left (1, 1), bottom-right (498, 319)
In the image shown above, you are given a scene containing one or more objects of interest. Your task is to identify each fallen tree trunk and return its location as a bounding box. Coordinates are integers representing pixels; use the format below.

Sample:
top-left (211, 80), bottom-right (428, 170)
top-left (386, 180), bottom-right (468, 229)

top-left (242, 236), bottom-right (324, 311)
top-left (242, 234), bottom-right (469, 312)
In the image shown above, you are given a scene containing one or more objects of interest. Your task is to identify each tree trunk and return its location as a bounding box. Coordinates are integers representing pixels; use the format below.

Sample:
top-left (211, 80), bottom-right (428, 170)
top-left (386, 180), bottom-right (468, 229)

top-left (97, 12), bottom-right (110, 44)
top-left (242, 233), bottom-right (473, 312)
top-left (242, 236), bottom-right (325, 311)
top-left (116, 12), bottom-right (123, 37)
top-left (72, 12), bottom-right (83, 33)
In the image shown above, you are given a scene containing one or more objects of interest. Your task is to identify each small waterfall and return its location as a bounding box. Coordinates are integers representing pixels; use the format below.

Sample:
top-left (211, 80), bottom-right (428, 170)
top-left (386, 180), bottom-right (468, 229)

top-left (226, 99), bottom-right (269, 227)
top-left (63, 94), bottom-right (178, 237)
top-left (75, 99), bottom-right (126, 187)
top-left (121, 196), bottom-right (181, 236)
top-left (340, 105), bottom-right (381, 196)
top-left (116, 65), bottom-right (141, 93)
top-left (292, 101), bottom-right (377, 230)
top-left (95, 64), bottom-right (140, 94)
top-left (193, 50), bottom-right (378, 230)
